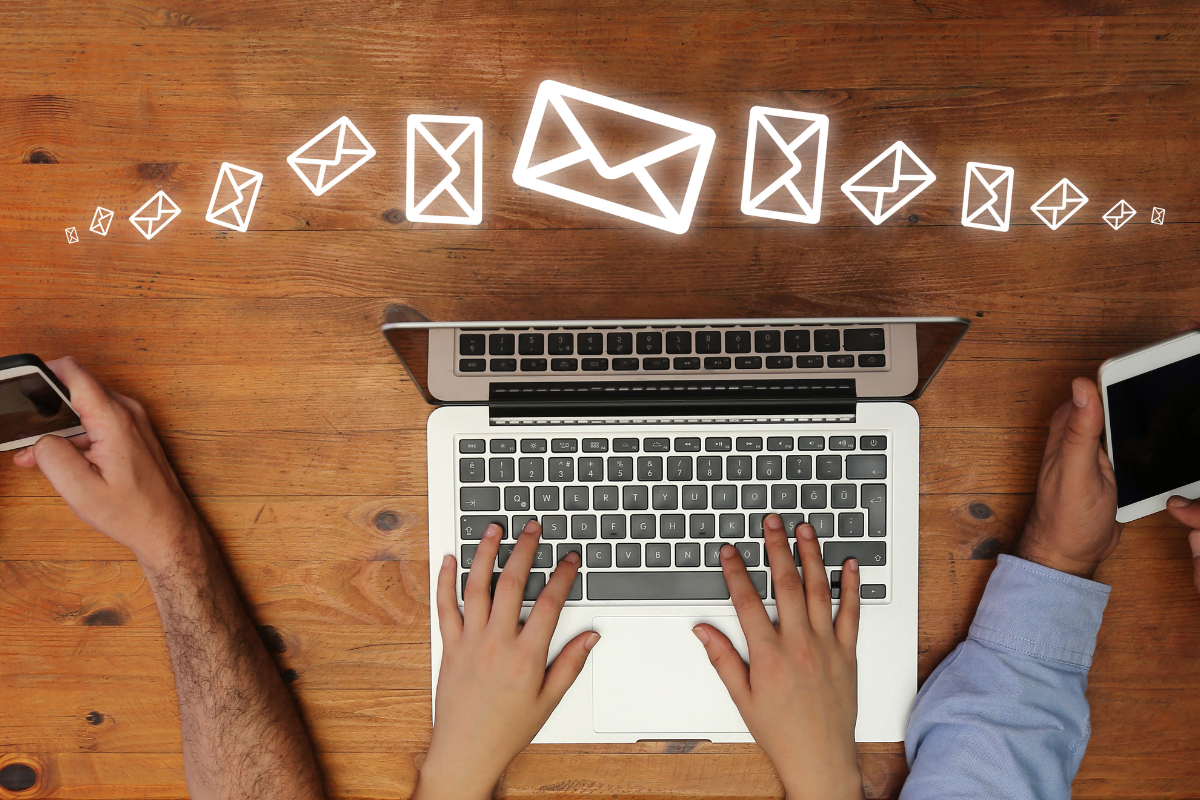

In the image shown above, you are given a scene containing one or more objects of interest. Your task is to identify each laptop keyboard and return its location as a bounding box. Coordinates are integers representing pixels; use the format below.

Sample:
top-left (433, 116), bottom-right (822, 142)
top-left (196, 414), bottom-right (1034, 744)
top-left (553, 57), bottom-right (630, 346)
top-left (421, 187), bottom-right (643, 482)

top-left (455, 430), bottom-right (891, 605)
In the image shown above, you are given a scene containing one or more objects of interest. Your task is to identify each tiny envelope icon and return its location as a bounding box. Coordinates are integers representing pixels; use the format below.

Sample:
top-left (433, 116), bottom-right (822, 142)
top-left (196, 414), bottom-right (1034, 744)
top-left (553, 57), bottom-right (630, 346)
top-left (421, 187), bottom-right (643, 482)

top-left (961, 162), bottom-right (1015, 232)
top-left (287, 116), bottom-right (376, 197)
top-left (206, 163), bottom-right (264, 232)
top-left (1151, 207), bottom-right (1165, 225)
top-left (512, 80), bottom-right (716, 234)
top-left (89, 207), bottom-right (114, 236)
top-left (129, 191), bottom-right (181, 240)
top-left (741, 107), bottom-right (829, 224)
top-left (406, 115), bottom-right (483, 225)
top-left (1030, 178), bottom-right (1088, 230)
top-left (65, 227), bottom-right (79, 244)
top-left (840, 141), bottom-right (936, 225)
top-left (1103, 200), bottom-right (1136, 230)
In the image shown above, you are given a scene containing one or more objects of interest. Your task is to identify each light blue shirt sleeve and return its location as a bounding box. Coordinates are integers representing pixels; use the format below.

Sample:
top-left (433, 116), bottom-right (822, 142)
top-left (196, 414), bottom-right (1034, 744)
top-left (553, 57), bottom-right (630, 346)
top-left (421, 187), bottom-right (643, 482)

top-left (900, 554), bottom-right (1111, 800)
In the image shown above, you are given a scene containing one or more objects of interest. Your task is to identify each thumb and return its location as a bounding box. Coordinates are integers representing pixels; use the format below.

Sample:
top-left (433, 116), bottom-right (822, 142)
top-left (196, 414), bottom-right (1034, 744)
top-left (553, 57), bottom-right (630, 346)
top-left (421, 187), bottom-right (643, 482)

top-left (692, 624), bottom-right (750, 707)
top-left (1168, 497), bottom-right (1200, 530)
top-left (1190, 531), bottom-right (1200, 596)
top-left (31, 433), bottom-right (105, 508)
top-left (539, 631), bottom-right (600, 711)
top-left (1059, 377), bottom-right (1105, 474)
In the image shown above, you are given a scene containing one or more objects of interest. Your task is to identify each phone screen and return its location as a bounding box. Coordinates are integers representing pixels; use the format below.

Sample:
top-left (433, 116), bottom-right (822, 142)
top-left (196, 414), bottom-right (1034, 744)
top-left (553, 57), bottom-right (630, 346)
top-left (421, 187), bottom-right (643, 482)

top-left (0, 371), bottom-right (82, 444)
top-left (1106, 351), bottom-right (1200, 508)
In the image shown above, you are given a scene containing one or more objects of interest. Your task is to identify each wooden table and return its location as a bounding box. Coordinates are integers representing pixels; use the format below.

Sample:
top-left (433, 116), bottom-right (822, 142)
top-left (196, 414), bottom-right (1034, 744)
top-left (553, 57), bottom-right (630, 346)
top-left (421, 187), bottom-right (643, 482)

top-left (2, 2), bottom-right (1198, 797)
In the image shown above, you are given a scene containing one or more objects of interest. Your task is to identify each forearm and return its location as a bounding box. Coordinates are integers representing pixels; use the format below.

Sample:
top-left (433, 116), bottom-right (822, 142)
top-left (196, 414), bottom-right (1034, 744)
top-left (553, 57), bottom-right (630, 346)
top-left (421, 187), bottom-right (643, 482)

top-left (142, 524), bottom-right (324, 800)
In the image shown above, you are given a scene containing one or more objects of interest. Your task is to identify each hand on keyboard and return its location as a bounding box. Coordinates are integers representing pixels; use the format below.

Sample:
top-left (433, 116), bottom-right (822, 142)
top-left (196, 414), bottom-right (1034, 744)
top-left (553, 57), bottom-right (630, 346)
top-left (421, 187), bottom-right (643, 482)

top-left (693, 515), bottom-right (864, 800)
top-left (415, 521), bottom-right (599, 800)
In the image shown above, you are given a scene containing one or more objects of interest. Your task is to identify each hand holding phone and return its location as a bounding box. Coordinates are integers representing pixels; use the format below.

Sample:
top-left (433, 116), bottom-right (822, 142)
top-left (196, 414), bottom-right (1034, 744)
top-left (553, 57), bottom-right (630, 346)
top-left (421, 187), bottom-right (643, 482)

top-left (0, 354), bottom-right (85, 451)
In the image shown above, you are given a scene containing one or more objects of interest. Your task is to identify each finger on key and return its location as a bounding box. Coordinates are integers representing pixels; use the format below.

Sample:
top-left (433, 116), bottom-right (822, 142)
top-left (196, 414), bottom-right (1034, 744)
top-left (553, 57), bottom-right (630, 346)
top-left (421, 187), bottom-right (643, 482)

top-left (795, 523), bottom-right (833, 634)
top-left (435, 554), bottom-right (464, 647)
top-left (491, 520), bottom-right (543, 631)
top-left (835, 558), bottom-right (862, 659)
top-left (463, 523), bottom-right (503, 630)
top-left (763, 513), bottom-right (807, 629)
top-left (720, 544), bottom-right (774, 645)
top-left (523, 548), bottom-right (581, 648)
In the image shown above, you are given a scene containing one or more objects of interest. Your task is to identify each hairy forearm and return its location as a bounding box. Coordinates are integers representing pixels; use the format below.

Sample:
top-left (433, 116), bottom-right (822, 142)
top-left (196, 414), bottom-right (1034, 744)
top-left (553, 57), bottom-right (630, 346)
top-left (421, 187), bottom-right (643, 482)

top-left (142, 524), bottom-right (324, 800)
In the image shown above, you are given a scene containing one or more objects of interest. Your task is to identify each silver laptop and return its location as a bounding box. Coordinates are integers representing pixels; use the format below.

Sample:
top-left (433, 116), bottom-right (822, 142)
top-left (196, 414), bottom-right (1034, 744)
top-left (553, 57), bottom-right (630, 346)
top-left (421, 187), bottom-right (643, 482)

top-left (383, 314), bottom-right (968, 743)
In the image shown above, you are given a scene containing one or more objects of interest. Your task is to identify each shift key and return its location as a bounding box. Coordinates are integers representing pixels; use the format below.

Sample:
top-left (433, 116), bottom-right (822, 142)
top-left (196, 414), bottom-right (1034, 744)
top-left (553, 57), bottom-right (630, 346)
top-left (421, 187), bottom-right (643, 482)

top-left (823, 541), bottom-right (886, 567)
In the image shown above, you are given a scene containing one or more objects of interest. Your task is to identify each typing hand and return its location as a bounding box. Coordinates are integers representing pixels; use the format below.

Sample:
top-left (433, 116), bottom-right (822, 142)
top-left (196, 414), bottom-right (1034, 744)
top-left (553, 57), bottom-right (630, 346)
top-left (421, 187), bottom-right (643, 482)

top-left (1016, 377), bottom-right (1121, 579)
top-left (1166, 499), bottom-right (1200, 594)
top-left (11, 357), bottom-right (201, 572)
top-left (415, 521), bottom-right (598, 800)
top-left (694, 515), bottom-right (864, 800)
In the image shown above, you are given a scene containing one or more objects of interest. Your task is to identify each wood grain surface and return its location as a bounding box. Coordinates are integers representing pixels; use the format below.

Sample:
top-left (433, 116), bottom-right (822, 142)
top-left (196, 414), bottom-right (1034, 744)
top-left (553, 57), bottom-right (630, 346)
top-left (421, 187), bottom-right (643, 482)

top-left (2, 2), bottom-right (1198, 797)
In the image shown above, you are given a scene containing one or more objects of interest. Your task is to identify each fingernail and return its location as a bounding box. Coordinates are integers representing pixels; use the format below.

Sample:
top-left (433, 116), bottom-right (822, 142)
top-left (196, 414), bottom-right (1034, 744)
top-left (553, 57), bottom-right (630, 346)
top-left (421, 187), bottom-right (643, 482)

top-left (522, 520), bottom-right (538, 534)
top-left (847, 558), bottom-right (859, 572)
top-left (564, 551), bottom-right (580, 565)
top-left (14, 447), bottom-right (27, 457)
top-left (1168, 496), bottom-right (1193, 508)
top-left (720, 544), bottom-right (736, 559)
top-left (441, 554), bottom-right (453, 569)
top-left (584, 632), bottom-right (601, 650)
top-left (765, 513), bottom-right (783, 530)
top-left (1189, 531), bottom-right (1200, 558)
top-left (798, 523), bottom-right (815, 541)
top-left (485, 524), bottom-right (502, 538)
top-left (1072, 380), bottom-right (1088, 408)
top-left (692, 625), bottom-right (709, 644)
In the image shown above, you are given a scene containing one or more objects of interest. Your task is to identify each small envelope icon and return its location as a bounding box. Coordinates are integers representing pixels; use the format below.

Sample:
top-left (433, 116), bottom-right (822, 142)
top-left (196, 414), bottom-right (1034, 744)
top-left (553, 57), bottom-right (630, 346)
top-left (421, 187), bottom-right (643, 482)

top-left (65, 227), bottom-right (78, 244)
top-left (406, 115), bottom-right (482, 225)
top-left (1030, 179), bottom-right (1088, 230)
top-left (961, 162), bottom-right (1014, 232)
top-left (1151, 207), bottom-right (1165, 225)
top-left (206, 163), bottom-right (263, 232)
top-left (512, 80), bottom-right (716, 234)
top-left (840, 141), bottom-right (936, 225)
top-left (741, 107), bottom-right (829, 224)
top-left (287, 116), bottom-right (376, 197)
top-left (1103, 200), bottom-right (1136, 230)
top-left (90, 207), bottom-right (113, 236)
top-left (129, 191), bottom-right (181, 240)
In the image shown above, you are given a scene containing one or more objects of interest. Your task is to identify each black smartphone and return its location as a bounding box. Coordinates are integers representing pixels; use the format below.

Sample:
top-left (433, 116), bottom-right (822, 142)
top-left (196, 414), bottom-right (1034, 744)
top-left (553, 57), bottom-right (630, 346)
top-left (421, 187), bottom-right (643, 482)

top-left (0, 354), bottom-right (85, 452)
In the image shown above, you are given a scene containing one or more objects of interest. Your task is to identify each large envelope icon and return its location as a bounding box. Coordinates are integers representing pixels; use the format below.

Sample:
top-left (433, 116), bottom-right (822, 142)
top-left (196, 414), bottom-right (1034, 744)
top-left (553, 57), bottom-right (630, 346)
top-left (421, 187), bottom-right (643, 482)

top-left (89, 206), bottom-right (113, 236)
top-left (741, 107), bottom-right (829, 224)
top-left (206, 163), bottom-right (263, 232)
top-left (512, 80), bottom-right (716, 234)
top-left (287, 116), bottom-right (376, 197)
top-left (840, 141), bottom-right (936, 225)
top-left (406, 114), bottom-right (483, 225)
top-left (961, 162), bottom-right (1015, 232)
top-left (129, 190), bottom-right (181, 240)
top-left (1030, 178), bottom-right (1088, 230)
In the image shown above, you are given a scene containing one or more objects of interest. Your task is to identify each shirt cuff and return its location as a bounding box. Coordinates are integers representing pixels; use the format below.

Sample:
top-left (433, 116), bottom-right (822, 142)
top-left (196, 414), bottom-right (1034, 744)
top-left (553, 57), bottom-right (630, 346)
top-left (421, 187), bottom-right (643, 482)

top-left (968, 554), bottom-right (1111, 671)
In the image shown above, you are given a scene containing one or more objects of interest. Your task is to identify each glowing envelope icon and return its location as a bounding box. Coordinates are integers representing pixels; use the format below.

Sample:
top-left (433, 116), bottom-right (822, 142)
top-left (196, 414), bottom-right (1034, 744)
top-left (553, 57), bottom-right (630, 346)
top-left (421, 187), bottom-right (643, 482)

top-left (287, 116), bottom-right (376, 197)
top-left (741, 107), bottom-right (829, 225)
top-left (1030, 179), bottom-right (1088, 230)
top-left (840, 141), bottom-right (936, 225)
top-left (1103, 200), bottom-right (1136, 230)
top-left (89, 207), bottom-right (113, 236)
top-left (1151, 207), bottom-right (1165, 225)
top-left (129, 191), bottom-right (181, 240)
top-left (65, 227), bottom-right (78, 244)
top-left (961, 162), bottom-right (1015, 232)
top-left (205, 163), bottom-right (264, 232)
top-left (407, 115), bottom-right (483, 225)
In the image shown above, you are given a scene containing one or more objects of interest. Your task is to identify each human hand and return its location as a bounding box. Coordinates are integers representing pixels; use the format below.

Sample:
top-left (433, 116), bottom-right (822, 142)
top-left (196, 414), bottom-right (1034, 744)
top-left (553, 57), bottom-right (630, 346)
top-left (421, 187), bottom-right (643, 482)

top-left (415, 521), bottom-right (598, 800)
top-left (693, 514), bottom-right (863, 800)
top-left (1166, 499), bottom-right (1200, 594)
top-left (11, 357), bottom-right (200, 573)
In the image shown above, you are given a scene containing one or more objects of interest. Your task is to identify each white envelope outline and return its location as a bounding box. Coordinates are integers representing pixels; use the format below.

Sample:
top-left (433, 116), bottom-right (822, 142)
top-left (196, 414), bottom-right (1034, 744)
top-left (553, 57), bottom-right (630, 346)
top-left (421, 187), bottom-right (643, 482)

top-left (1103, 200), bottom-right (1136, 230)
top-left (512, 80), bottom-right (716, 235)
top-left (961, 162), bottom-right (1015, 232)
top-left (840, 141), bottom-right (936, 225)
top-left (406, 115), bottom-right (482, 225)
top-left (129, 191), bottom-right (181, 240)
top-left (740, 107), bottom-right (829, 224)
top-left (65, 227), bottom-right (78, 243)
top-left (287, 116), bottom-right (376, 197)
top-left (205, 163), bottom-right (263, 233)
top-left (89, 207), bottom-right (113, 236)
top-left (1030, 178), bottom-right (1088, 230)
top-left (1151, 207), bottom-right (1165, 225)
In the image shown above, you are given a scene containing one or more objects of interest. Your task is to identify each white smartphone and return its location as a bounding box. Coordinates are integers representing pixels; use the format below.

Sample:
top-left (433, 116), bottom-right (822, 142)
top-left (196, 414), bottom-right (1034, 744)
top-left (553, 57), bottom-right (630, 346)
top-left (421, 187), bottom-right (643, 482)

top-left (0, 354), bottom-right (85, 452)
top-left (1099, 331), bottom-right (1200, 522)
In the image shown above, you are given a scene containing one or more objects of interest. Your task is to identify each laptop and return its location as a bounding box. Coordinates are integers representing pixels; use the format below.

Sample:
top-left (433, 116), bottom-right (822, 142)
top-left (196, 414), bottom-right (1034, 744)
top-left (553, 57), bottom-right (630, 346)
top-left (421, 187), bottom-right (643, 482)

top-left (383, 313), bottom-right (968, 743)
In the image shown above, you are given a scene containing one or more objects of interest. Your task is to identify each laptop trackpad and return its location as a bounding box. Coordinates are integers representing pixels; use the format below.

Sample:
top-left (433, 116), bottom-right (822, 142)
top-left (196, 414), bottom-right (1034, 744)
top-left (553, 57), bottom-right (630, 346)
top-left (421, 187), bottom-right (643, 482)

top-left (591, 615), bottom-right (748, 734)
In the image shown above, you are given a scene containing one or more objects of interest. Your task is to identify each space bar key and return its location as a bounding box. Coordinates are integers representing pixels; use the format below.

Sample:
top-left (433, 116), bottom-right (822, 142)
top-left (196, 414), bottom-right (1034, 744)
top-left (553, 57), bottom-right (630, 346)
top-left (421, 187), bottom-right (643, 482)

top-left (587, 571), bottom-right (767, 600)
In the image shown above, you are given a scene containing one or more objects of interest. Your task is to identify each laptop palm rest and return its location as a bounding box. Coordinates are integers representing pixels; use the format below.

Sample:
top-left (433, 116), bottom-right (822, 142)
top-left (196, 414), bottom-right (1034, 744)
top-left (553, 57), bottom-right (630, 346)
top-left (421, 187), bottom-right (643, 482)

top-left (590, 615), bottom-right (749, 734)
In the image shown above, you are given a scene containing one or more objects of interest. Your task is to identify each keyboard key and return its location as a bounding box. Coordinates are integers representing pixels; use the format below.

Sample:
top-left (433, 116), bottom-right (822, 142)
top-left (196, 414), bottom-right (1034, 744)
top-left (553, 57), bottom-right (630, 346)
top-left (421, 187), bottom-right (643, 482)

top-left (533, 544), bottom-right (555, 569)
top-left (578, 457), bottom-right (604, 480)
top-left (696, 330), bottom-right (722, 353)
top-left (645, 542), bottom-right (672, 566)
top-left (637, 456), bottom-right (664, 481)
top-left (697, 456), bottom-right (723, 480)
top-left (780, 513), bottom-right (805, 536)
top-left (839, 512), bottom-right (865, 537)
top-left (860, 584), bottom-right (887, 599)
top-left (726, 456), bottom-right (753, 480)
top-left (771, 483), bottom-right (798, 509)
top-left (795, 355), bottom-right (824, 368)
top-left (552, 438), bottom-right (578, 453)
top-left (705, 437), bottom-right (732, 452)
top-left (613, 438), bottom-right (639, 453)
top-left (631, 514), bottom-right (657, 538)
top-left (754, 329), bottom-right (781, 353)
top-left (830, 436), bottom-right (856, 451)
top-left (459, 458), bottom-right (485, 482)
top-left (843, 328), bottom-right (885, 351)
top-left (741, 484), bottom-right (768, 509)
top-left (660, 514), bottom-right (686, 538)
top-left (847, 454), bottom-right (887, 479)
top-left (505, 486), bottom-right (530, 511)
top-left (816, 455), bottom-right (842, 480)
top-left (491, 358), bottom-right (517, 372)
top-left (861, 435), bottom-right (887, 451)
top-left (735, 356), bottom-right (762, 369)
top-left (828, 354), bottom-right (855, 368)
top-left (674, 357), bottom-right (701, 370)
top-left (705, 541), bottom-right (726, 566)
top-left (676, 542), bottom-right (701, 565)
top-left (548, 458), bottom-right (574, 482)
top-left (587, 543), bottom-right (612, 568)
top-left (784, 329), bottom-right (811, 352)
top-left (497, 544), bottom-right (516, 567)
top-left (568, 574), bottom-right (583, 600)
top-left (547, 332), bottom-right (574, 355)
top-left (786, 455), bottom-right (812, 480)
top-left (861, 484), bottom-right (886, 536)
top-left (653, 485), bottom-right (678, 510)
top-left (460, 334), bottom-right (486, 356)
top-left (491, 439), bottom-right (517, 453)
top-left (563, 486), bottom-right (589, 510)
top-left (704, 356), bottom-right (732, 370)
top-left (725, 330), bottom-right (752, 353)
top-left (460, 572), bottom-right (546, 602)
top-left (667, 456), bottom-right (694, 481)
top-left (719, 513), bottom-right (746, 538)
top-left (736, 437), bottom-right (764, 452)
top-left (518, 333), bottom-right (544, 355)
top-left (578, 332), bottom-right (604, 355)
top-left (541, 515), bottom-right (568, 539)
top-left (489, 333), bottom-right (515, 355)
top-left (712, 484), bottom-right (738, 509)
top-left (802, 484), bottom-right (828, 509)
top-left (689, 514), bottom-right (716, 538)
top-left (765, 356), bottom-right (793, 369)
top-left (613, 358), bottom-right (639, 370)
top-left (814, 329), bottom-right (840, 352)
top-left (534, 486), bottom-right (560, 511)
top-left (767, 436), bottom-right (794, 452)
top-left (557, 543), bottom-right (582, 562)
top-left (582, 358), bottom-right (609, 371)
top-left (675, 438), bottom-right (702, 451)
top-left (622, 485), bottom-right (648, 510)
top-left (636, 331), bottom-right (663, 354)
top-left (756, 455), bottom-right (782, 480)
top-left (681, 485), bottom-right (708, 510)
top-left (616, 543), bottom-right (641, 567)
top-left (832, 484), bottom-right (856, 508)
top-left (550, 356), bottom-right (578, 370)
top-left (823, 541), bottom-right (886, 567)
top-left (461, 487), bottom-right (501, 512)
top-left (797, 436), bottom-right (825, 451)
top-left (666, 331), bottom-right (692, 354)
top-left (593, 486), bottom-right (619, 510)
top-left (460, 544), bottom-right (478, 568)
top-left (521, 438), bottom-right (548, 453)
top-left (459, 439), bottom-right (486, 454)
top-left (572, 515), bottom-right (597, 539)
top-left (607, 457), bottom-right (634, 481)
top-left (460, 358), bottom-right (486, 372)
top-left (735, 541), bottom-right (760, 567)
top-left (520, 358), bottom-right (548, 371)
top-left (460, 514), bottom-right (506, 538)
top-left (587, 570), bottom-right (767, 600)
top-left (858, 354), bottom-right (886, 368)
top-left (644, 437), bottom-right (671, 452)
top-left (519, 457), bottom-right (544, 482)
top-left (643, 357), bottom-right (670, 370)
top-left (489, 457), bottom-right (515, 483)
top-left (607, 332), bottom-right (633, 355)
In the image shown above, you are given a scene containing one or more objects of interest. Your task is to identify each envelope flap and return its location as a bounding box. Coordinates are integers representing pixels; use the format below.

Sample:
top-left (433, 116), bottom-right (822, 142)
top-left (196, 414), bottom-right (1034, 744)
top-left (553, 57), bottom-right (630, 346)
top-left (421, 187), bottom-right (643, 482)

top-left (296, 129), bottom-right (342, 163)
top-left (213, 171), bottom-right (245, 210)
top-left (970, 165), bottom-right (1009, 188)
top-left (561, 95), bottom-right (694, 175)
top-left (847, 151), bottom-right (903, 192)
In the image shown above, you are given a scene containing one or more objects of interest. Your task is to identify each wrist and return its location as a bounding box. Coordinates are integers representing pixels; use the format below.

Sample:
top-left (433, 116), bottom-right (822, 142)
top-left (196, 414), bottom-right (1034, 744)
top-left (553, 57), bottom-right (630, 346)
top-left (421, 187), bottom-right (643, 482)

top-left (778, 759), bottom-right (863, 800)
top-left (1013, 537), bottom-right (1101, 580)
top-left (135, 516), bottom-right (209, 577)
top-left (412, 766), bottom-right (495, 800)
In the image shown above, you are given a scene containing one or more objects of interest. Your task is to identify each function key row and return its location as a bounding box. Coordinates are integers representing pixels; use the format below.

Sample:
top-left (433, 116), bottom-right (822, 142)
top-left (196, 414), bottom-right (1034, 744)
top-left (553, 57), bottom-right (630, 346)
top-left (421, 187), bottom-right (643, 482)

top-left (458, 353), bottom-right (886, 373)
top-left (459, 328), bottom-right (886, 358)
top-left (460, 435), bottom-right (886, 454)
